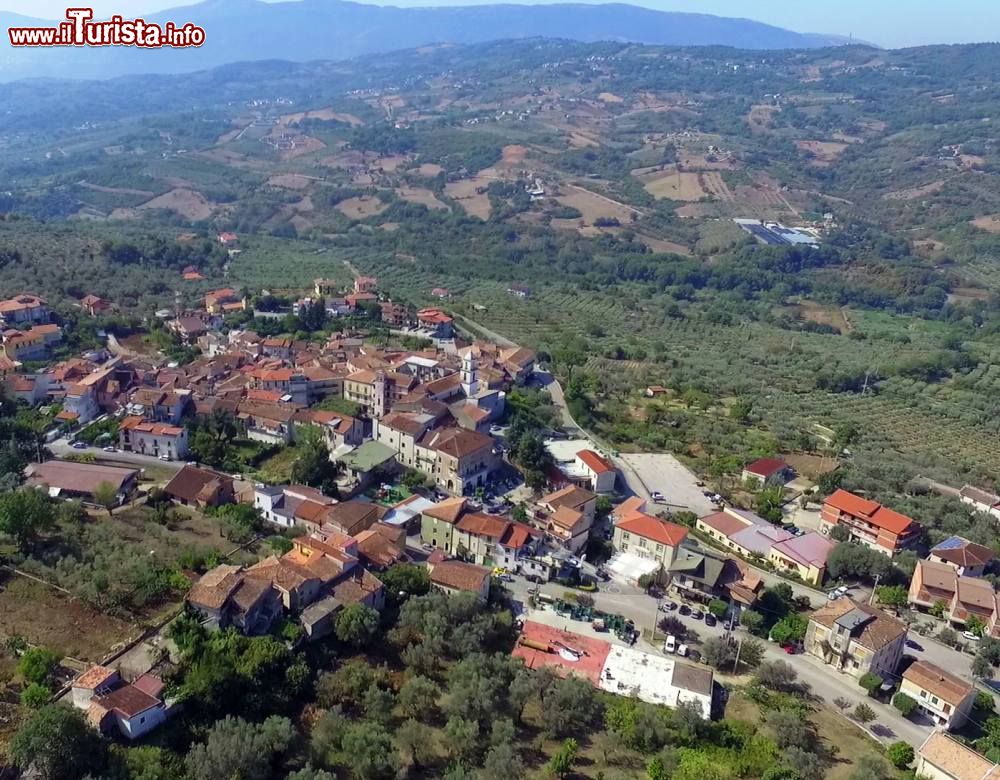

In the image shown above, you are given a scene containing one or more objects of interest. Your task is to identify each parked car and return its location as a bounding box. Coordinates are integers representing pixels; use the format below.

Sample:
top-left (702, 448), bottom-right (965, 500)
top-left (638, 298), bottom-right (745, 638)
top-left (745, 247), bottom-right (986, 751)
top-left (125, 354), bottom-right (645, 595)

top-left (690, 610), bottom-right (704, 621)
top-left (782, 644), bottom-right (798, 655)
top-left (651, 491), bottom-right (666, 503)
top-left (664, 635), bottom-right (677, 654)
top-left (676, 644), bottom-right (689, 657)
top-left (158, 454), bottom-right (170, 461)
top-left (679, 604), bottom-right (691, 616)
top-left (660, 601), bottom-right (677, 612)
top-left (835, 585), bottom-right (850, 597)
top-left (704, 613), bottom-right (717, 627)
top-left (103, 446), bottom-right (116, 453)
top-left (963, 631), bottom-right (982, 642)
top-left (72, 441), bottom-right (87, 449)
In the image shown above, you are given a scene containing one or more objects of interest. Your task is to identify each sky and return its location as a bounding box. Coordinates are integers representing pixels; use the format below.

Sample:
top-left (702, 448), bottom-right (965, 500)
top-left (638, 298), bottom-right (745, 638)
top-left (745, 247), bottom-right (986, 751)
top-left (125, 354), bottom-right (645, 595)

top-left (2, 0), bottom-right (999, 49)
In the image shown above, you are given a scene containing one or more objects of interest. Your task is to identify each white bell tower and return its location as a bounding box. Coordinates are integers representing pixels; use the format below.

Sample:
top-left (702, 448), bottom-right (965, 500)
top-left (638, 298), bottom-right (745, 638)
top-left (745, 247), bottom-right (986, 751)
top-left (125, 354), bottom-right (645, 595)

top-left (461, 348), bottom-right (480, 397)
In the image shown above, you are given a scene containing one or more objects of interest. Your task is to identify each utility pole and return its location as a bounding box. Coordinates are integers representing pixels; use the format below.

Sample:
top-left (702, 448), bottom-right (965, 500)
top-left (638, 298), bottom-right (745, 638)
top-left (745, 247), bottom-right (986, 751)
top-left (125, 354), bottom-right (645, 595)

top-left (869, 574), bottom-right (880, 606)
top-left (732, 636), bottom-right (743, 674)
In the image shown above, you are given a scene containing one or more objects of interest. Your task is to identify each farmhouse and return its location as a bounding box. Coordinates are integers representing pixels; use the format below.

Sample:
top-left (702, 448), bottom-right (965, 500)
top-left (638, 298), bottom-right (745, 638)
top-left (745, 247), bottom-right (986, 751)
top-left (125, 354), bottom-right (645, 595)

top-left (25, 460), bottom-right (138, 505)
top-left (929, 536), bottom-right (995, 577)
top-left (959, 485), bottom-right (1000, 521)
top-left (741, 457), bottom-right (793, 487)
top-left (118, 416), bottom-right (189, 460)
top-left (163, 465), bottom-right (235, 508)
top-left (428, 558), bottom-right (491, 599)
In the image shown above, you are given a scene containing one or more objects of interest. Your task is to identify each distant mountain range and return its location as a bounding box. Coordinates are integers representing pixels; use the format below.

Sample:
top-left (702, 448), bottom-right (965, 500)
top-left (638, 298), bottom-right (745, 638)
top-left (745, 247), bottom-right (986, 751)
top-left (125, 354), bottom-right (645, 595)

top-left (0, 0), bottom-right (858, 82)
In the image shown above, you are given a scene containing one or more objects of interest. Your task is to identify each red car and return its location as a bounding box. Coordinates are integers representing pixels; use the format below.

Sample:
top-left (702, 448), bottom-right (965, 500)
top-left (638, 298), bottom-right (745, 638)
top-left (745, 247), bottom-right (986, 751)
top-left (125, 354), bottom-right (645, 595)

top-left (782, 645), bottom-right (798, 655)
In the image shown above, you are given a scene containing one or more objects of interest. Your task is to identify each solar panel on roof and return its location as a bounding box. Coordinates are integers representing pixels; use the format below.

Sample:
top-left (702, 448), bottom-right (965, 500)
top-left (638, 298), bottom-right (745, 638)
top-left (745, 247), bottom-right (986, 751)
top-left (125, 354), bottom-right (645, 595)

top-left (933, 536), bottom-right (966, 550)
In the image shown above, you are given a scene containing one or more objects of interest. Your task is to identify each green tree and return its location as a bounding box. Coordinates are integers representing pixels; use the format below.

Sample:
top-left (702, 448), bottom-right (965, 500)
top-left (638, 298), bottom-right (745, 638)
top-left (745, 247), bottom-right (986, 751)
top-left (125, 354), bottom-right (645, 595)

top-left (852, 702), bottom-right (876, 724)
top-left (753, 660), bottom-right (798, 692)
top-left (18, 647), bottom-right (61, 686)
top-left (740, 609), bottom-right (766, 636)
top-left (755, 486), bottom-right (785, 523)
top-left (335, 604), bottom-right (380, 648)
top-left (973, 653), bottom-right (994, 680)
top-left (395, 719), bottom-right (435, 771)
top-left (363, 685), bottom-right (395, 725)
top-left (342, 723), bottom-right (397, 780)
top-left (0, 487), bottom-right (56, 552)
top-left (541, 676), bottom-right (602, 738)
top-left (290, 426), bottom-right (339, 495)
top-left (769, 613), bottom-right (807, 645)
top-left (702, 637), bottom-right (737, 670)
top-left (186, 716), bottom-right (294, 780)
top-left (398, 674), bottom-right (440, 721)
top-left (892, 691), bottom-right (917, 716)
top-left (444, 716), bottom-right (480, 765)
top-left (887, 740), bottom-right (914, 769)
top-left (858, 672), bottom-right (882, 697)
top-left (740, 639), bottom-right (766, 669)
top-left (92, 480), bottom-right (118, 515)
top-left (876, 584), bottom-right (908, 608)
top-left (547, 738), bottom-right (579, 779)
top-left (482, 742), bottom-right (525, 780)
top-left (968, 614), bottom-right (987, 638)
top-left (707, 599), bottom-right (728, 619)
top-left (20, 682), bottom-right (51, 708)
top-left (379, 564), bottom-right (431, 601)
top-left (10, 704), bottom-right (107, 780)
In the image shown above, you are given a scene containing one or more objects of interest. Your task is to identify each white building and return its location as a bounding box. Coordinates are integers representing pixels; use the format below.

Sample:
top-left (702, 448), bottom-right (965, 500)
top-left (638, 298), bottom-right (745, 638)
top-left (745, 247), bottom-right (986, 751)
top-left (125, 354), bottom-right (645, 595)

top-left (119, 417), bottom-right (189, 460)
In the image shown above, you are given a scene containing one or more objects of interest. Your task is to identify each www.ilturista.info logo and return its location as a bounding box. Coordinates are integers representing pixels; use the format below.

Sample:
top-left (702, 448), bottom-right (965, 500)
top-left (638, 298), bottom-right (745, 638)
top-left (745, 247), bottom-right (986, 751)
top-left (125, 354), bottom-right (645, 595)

top-left (8, 7), bottom-right (206, 48)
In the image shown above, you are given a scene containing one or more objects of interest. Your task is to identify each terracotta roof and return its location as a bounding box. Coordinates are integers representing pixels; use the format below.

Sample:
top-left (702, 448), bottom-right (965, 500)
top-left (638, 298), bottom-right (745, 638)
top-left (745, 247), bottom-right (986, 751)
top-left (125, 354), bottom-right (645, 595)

top-left (698, 510), bottom-right (749, 538)
top-left (332, 569), bottom-right (384, 605)
top-left (960, 485), bottom-right (1000, 508)
top-left (456, 513), bottom-right (510, 539)
top-left (381, 411), bottom-right (433, 436)
top-left (423, 497), bottom-right (467, 523)
top-left (132, 674), bottom-right (165, 699)
top-left (918, 731), bottom-right (1000, 780)
top-left (0, 294), bottom-right (45, 312)
top-left (809, 597), bottom-right (907, 652)
top-left (744, 457), bottom-right (787, 478)
top-left (422, 427), bottom-right (493, 459)
top-left (931, 537), bottom-right (995, 570)
top-left (26, 460), bottom-right (137, 494)
top-left (74, 666), bottom-right (117, 690)
top-left (550, 505), bottom-right (585, 532)
top-left (904, 660), bottom-right (975, 707)
top-left (825, 489), bottom-right (916, 535)
top-left (187, 564), bottom-right (244, 610)
top-left (354, 531), bottom-right (404, 568)
top-left (164, 465), bottom-right (232, 504)
top-left (430, 560), bottom-right (490, 593)
top-left (541, 485), bottom-right (597, 512)
top-left (576, 449), bottom-right (614, 475)
top-left (500, 523), bottom-right (536, 550)
top-left (96, 685), bottom-right (161, 718)
top-left (320, 501), bottom-right (379, 535)
top-left (617, 513), bottom-right (689, 547)
top-left (245, 556), bottom-right (315, 591)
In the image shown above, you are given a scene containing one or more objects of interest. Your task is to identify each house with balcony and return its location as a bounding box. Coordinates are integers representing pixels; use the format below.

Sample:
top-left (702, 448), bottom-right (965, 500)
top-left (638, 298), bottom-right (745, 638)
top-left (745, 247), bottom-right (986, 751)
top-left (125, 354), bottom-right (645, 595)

top-left (909, 559), bottom-right (1000, 637)
top-left (612, 511), bottom-right (689, 581)
top-left (819, 489), bottom-right (921, 557)
top-left (916, 731), bottom-right (1000, 780)
top-left (0, 294), bottom-right (49, 327)
top-left (929, 536), bottom-right (994, 577)
top-left (900, 660), bottom-right (976, 731)
top-left (419, 497), bottom-right (468, 553)
top-left (118, 416), bottom-right (189, 460)
top-left (804, 597), bottom-right (907, 681)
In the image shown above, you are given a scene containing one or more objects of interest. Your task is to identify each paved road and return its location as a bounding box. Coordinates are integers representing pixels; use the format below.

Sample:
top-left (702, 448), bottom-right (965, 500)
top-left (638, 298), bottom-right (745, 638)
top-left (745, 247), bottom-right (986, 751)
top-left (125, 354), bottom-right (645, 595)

top-left (50, 438), bottom-right (186, 474)
top-left (503, 571), bottom-right (960, 747)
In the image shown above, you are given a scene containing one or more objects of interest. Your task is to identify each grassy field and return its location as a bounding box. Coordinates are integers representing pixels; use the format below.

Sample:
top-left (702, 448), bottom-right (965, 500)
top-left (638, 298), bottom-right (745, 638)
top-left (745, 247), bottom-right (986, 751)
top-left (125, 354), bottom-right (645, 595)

top-left (0, 575), bottom-right (136, 662)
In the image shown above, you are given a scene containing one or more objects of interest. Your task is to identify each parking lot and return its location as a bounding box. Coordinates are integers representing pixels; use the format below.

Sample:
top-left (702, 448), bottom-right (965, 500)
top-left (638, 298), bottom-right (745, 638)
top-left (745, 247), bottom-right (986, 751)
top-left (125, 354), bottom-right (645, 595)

top-left (617, 453), bottom-right (717, 515)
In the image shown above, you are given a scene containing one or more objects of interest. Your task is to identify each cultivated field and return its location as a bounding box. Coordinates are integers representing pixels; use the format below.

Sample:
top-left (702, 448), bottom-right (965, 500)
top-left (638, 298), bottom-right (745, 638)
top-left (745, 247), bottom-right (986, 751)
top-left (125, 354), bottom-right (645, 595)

top-left (396, 186), bottom-right (449, 210)
top-left (795, 139), bottom-right (850, 166)
top-left (336, 195), bottom-right (389, 220)
top-left (444, 171), bottom-right (499, 219)
top-left (555, 185), bottom-right (638, 224)
top-left (137, 188), bottom-right (214, 220)
top-left (267, 173), bottom-right (316, 190)
top-left (971, 214), bottom-right (1000, 233)
top-left (640, 170), bottom-right (708, 201)
top-left (279, 107), bottom-right (363, 127)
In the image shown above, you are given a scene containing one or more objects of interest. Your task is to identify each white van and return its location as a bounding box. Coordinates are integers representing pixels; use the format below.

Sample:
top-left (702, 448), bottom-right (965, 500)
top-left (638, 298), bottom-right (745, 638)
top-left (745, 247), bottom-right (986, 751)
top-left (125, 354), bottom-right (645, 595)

top-left (664, 635), bottom-right (677, 653)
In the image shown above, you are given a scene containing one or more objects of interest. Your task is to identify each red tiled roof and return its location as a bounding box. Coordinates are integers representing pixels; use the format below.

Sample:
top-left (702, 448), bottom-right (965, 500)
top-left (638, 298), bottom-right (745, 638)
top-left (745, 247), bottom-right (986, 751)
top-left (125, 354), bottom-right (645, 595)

top-left (617, 513), bottom-right (689, 546)
top-left (824, 488), bottom-right (881, 519)
top-left (577, 450), bottom-right (614, 475)
top-left (744, 457), bottom-right (787, 478)
top-left (456, 513), bottom-right (509, 539)
top-left (430, 560), bottom-right (490, 592)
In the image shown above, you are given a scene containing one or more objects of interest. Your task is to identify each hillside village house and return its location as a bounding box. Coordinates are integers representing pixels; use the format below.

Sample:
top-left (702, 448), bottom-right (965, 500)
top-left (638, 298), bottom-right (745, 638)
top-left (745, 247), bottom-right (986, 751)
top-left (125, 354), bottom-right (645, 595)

top-left (255, 484), bottom-right (337, 529)
top-left (420, 497), bottom-right (468, 552)
top-left (71, 667), bottom-right (169, 741)
top-left (959, 485), bottom-right (1000, 521)
top-left (741, 457), bottom-right (793, 488)
top-left (909, 559), bottom-right (1000, 637)
top-left (163, 465), bottom-right (235, 509)
top-left (539, 485), bottom-right (598, 553)
top-left (667, 548), bottom-right (763, 606)
top-left (804, 597), bottom-right (907, 681)
top-left (0, 293), bottom-right (49, 327)
top-left (25, 460), bottom-right (139, 505)
top-left (428, 558), bottom-right (491, 600)
top-left (916, 731), bottom-right (1000, 780)
top-left (204, 288), bottom-right (247, 315)
top-left (612, 507), bottom-right (689, 581)
top-left (453, 512), bottom-right (510, 565)
top-left (928, 536), bottom-right (995, 578)
top-left (767, 533), bottom-right (837, 585)
top-left (118, 417), bottom-right (189, 460)
top-left (819, 488), bottom-right (921, 557)
top-left (900, 660), bottom-right (976, 731)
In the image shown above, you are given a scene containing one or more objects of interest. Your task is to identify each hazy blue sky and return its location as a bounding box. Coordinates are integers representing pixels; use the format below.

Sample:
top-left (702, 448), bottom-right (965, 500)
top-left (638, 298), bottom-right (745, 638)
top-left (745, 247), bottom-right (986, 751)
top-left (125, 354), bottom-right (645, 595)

top-left (3, 0), bottom-right (999, 49)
